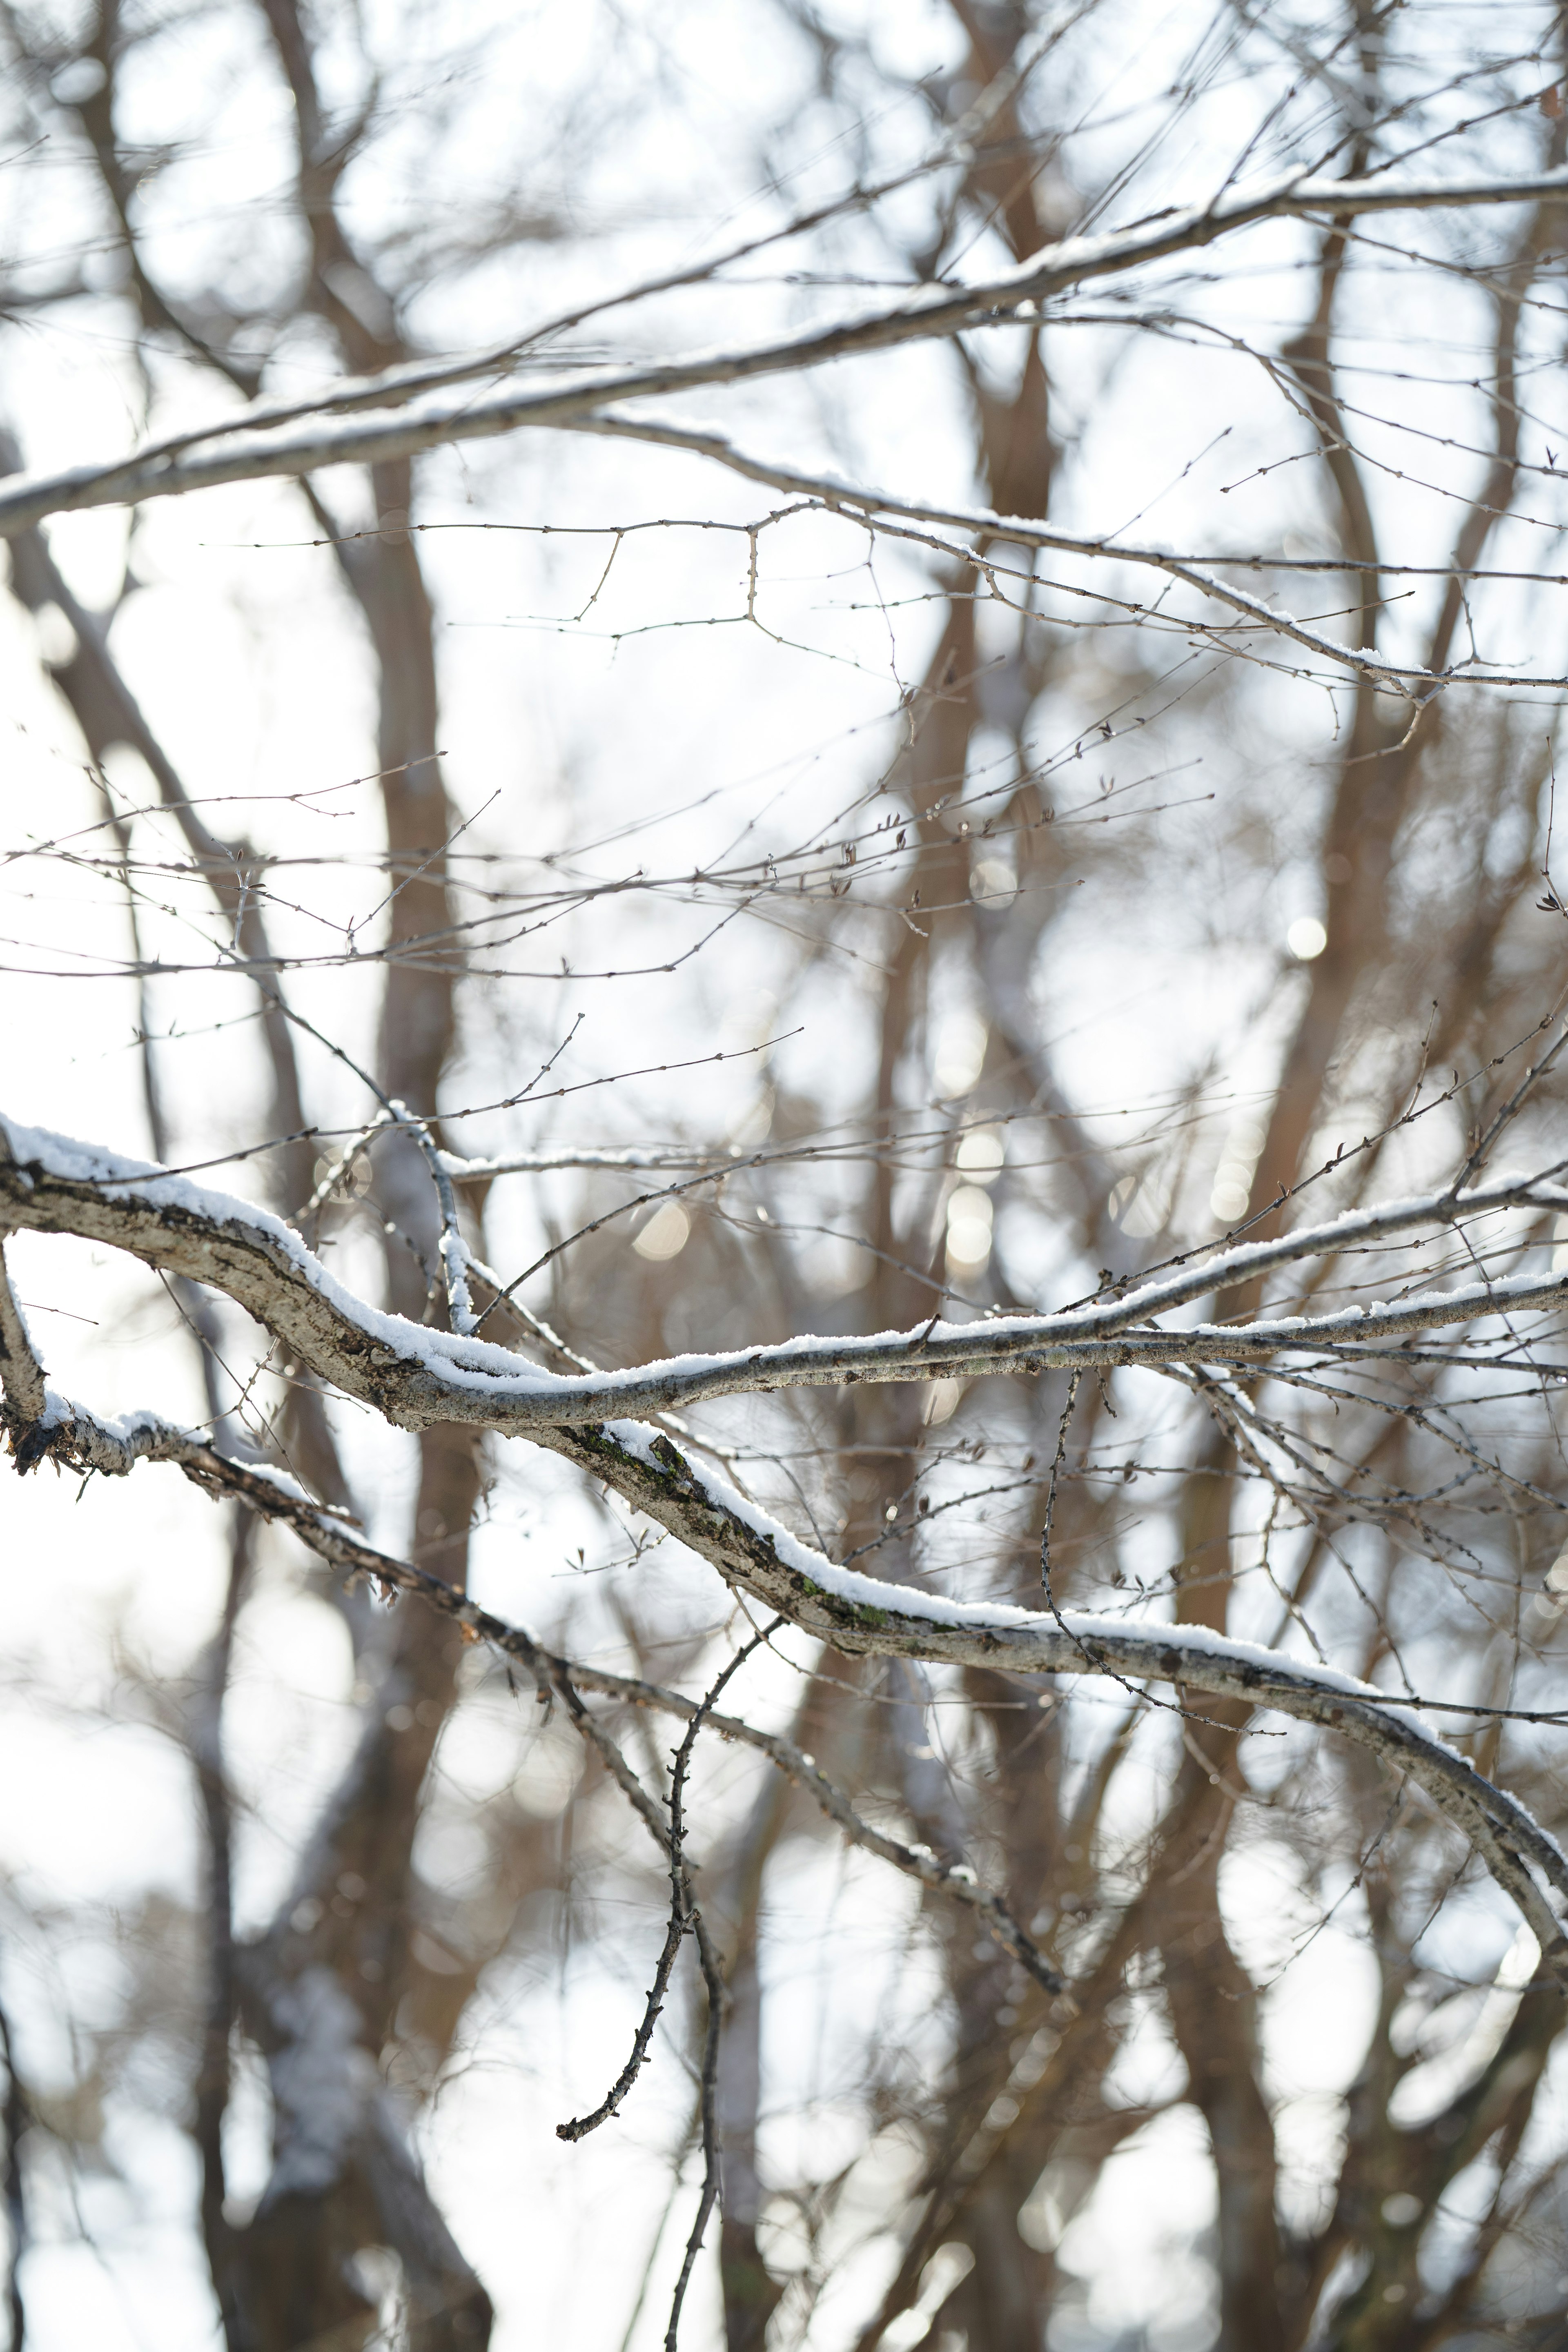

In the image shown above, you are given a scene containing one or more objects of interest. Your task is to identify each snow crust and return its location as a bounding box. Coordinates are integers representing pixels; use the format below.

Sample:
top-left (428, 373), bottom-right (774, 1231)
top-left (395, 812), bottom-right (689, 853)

top-left (36, 1387), bottom-right (173, 1443)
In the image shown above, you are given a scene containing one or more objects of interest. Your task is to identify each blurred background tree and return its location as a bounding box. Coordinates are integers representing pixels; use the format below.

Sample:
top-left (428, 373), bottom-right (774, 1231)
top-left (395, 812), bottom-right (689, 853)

top-left (4, 4), bottom-right (1568, 2349)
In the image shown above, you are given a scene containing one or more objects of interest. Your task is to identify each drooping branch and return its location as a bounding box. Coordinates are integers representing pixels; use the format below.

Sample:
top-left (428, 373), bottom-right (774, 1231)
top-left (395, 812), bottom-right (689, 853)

top-left (557, 1623), bottom-right (776, 2147)
top-left (2, 1207), bottom-right (1564, 1983)
top-left (567, 415), bottom-right (1562, 693)
top-left (0, 1378), bottom-right (1068, 1995)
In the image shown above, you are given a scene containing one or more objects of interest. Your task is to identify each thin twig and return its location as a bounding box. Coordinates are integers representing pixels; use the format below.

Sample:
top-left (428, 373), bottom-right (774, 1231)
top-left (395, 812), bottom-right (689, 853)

top-left (556, 1622), bottom-right (778, 2142)
top-left (665, 1911), bottom-right (726, 2352)
top-left (1040, 1370), bottom-right (1082, 1595)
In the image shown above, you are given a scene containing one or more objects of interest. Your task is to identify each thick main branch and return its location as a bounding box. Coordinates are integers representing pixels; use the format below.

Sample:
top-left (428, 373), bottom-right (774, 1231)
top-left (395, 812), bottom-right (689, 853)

top-left (2, 1117), bottom-right (1563, 1427)
top-left (2, 1128), bottom-right (1566, 1978)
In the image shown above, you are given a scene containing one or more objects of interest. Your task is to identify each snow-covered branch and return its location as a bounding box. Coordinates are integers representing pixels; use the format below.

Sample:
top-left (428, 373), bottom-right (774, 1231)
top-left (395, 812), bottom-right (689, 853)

top-left (4, 1305), bottom-right (1564, 1984)
top-left (2, 1118), bottom-right (1564, 1434)
top-left (438, 1144), bottom-right (732, 1179)
top-left (0, 165), bottom-right (1563, 542)
top-left (7, 1104), bottom-right (1565, 1971)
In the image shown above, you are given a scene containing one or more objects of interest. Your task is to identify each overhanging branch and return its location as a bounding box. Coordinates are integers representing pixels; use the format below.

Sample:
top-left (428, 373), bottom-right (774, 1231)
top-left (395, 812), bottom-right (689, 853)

top-left (0, 166), bottom-right (1564, 541)
top-left (2, 1129), bottom-right (1566, 1981)
top-left (2, 1116), bottom-right (1564, 1427)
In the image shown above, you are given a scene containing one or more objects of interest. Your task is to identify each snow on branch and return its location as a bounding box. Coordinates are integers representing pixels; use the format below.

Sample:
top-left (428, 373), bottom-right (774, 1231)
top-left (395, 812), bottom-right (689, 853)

top-left (4, 1117), bottom-right (1568, 1977)
top-left (2, 1247), bottom-right (1565, 1985)
top-left (438, 1144), bottom-right (734, 1179)
top-left (0, 166), bottom-right (1564, 543)
top-left (2, 1115), bottom-right (1565, 1432)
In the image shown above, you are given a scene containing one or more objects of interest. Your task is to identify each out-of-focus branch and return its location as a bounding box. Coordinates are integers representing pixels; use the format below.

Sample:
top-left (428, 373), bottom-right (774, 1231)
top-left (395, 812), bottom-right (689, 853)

top-left (189, 1516), bottom-right (254, 2350)
top-left (0, 493), bottom-right (315, 1216)
top-left (441, 1145), bottom-right (738, 1179)
top-left (0, 1246), bottom-right (46, 1430)
top-left (567, 416), bottom-right (1552, 694)
top-left (0, 1986), bottom-right (26, 2352)
top-left (2, 164), bottom-right (1566, 540)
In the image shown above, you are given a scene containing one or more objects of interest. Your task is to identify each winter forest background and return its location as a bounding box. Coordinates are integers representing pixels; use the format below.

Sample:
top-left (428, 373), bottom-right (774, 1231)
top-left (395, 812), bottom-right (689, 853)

top-left (5, 4), bottom-right (1568, 2349)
